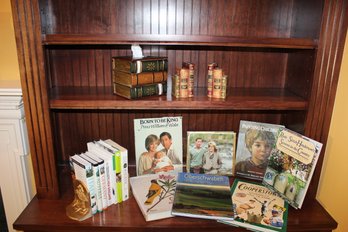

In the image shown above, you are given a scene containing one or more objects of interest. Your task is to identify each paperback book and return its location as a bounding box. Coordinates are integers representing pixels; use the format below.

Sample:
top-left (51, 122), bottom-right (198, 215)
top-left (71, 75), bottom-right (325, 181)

top-left (234, 120), bottom-right (284, 181)
top-left (186, 131), bottom-right (236, 175)
top-left (130, 173), bottom-right (177, 221)
top-left (262, 128), bottom-right (322, 209)
top-left (134, 116), bottom-right (183, 176)
top-left (219, 178), bottom-right (288, 232)
top-left (171, 172), bottom-right (234, 221)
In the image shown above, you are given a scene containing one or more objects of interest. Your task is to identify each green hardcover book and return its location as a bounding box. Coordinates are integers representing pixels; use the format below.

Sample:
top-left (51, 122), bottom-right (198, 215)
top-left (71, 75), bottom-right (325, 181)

top-left (114, 82), bottom-right (167, 99)
top-left (112, 56), bottom-right (168, 74)
top-left (113, 70), bottom-right (168, 87)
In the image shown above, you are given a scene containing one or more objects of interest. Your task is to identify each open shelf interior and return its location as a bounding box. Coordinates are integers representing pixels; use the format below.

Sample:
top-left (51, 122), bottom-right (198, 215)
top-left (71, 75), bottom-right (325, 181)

top-left (11, 0), bottom-right (348, 231)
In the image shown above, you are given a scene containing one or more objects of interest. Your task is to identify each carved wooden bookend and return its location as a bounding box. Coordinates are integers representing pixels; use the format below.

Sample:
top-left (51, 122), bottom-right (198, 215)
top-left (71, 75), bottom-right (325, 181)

top-left (66, 179), bottom-right (92, 221)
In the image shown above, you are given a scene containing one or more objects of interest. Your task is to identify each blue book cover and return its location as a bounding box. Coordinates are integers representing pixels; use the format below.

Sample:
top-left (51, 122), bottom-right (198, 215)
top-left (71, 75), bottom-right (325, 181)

top-left (171, 172), bottom-right (234, 220)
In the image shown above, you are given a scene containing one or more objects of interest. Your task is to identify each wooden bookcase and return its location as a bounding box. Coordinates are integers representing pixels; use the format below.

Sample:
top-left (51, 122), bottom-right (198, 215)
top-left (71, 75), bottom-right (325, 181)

top-left (11, 0), bottom-right (347, 231)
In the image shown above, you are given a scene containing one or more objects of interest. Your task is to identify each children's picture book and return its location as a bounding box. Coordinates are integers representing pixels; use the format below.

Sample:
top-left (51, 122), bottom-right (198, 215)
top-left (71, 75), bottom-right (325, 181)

top-left (130, 173), bottom-right (177, 221)
top-left (219, 178), bottom-right (288, 232)
top-left (186, 131), bottom-right (236, 175)
top-left (262, 128), bottom-right (322, 209)
top-left (134, 116), bottom-right (183, 176)
top-left (234, 120), bottom-right (284, 181)
top-left (171, 172), bottom-right (234, 221)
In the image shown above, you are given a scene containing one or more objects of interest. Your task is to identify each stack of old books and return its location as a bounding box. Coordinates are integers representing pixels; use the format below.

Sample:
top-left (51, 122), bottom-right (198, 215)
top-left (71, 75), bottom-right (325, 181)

top-left (206, 63), bottom-right (227, 99)
top-left (112, 56), bottom-right (168, 99)
top-left (172, 62), bottom-right (195, 98)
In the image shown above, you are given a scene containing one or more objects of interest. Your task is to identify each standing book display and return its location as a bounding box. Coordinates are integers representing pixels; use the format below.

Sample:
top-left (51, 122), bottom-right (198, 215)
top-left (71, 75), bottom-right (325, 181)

top-left (263, 128), bottom-right (322, 209)
top-left (234, 120), bottom-right (284, 181)
top-left (134, 116), bottom-right (183, 176)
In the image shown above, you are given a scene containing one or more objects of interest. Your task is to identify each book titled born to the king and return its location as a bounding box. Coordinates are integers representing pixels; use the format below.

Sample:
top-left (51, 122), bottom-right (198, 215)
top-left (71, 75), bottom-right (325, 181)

top-left (134, 116), bottom-right (183, 176)
top-left (262, 128), bottom-right (322, 209)
top-left (130, 173), bottom-right (177, 221)
top-left (171, 172), bottom-right (234, 221)
top-left (219, 178), bottom-right (288, 232)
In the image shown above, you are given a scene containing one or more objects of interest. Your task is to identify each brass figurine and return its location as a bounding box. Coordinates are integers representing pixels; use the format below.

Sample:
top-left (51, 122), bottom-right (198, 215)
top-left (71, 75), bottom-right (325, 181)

top-left (66, 179), bottom-right (92, 221)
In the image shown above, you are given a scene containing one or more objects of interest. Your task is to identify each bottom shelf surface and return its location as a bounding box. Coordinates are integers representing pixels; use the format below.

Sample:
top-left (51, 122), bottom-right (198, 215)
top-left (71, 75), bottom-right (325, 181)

top-left (14, 192), bottom-right (337, 232)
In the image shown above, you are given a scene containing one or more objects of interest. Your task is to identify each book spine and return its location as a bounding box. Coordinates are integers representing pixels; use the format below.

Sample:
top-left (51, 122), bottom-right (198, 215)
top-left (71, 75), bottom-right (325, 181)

top-left (114, 82), bottom-right (167, 99)
top-left (113, 58), bottom-right (168, 74)
top-left (115, 150), bottom-right (123, 203)
top-left (207, 63), bottom-right (218, 97)
top-left (179, 68), bottom-right (189, 98)
top-left (212, 68), bottom-right (223, 98)
top-left (91, 163), bottom-right (103, 212)
top-left (113, 71), bottom-right (167, 87)
top-left (98, 162), bottom-right (108, 209)
top-left (182, 62), bottom-right (195, 97)
top-left (221, 75), bottom-right (227, 99)
top-left (121, 149), bottom-right (129, 201)
top-left (95, 141), bottom-right (117, 205)
top-left (172, 74), bottom-right (180, 98)
top-left (71, 156), bottom-right (97, 214)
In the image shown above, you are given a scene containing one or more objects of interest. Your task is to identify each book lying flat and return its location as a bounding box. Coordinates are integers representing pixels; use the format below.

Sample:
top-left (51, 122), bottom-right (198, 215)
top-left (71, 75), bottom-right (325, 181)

top-left (171, 172), bottom-right (234, 221)
top-left (130, 173), bottom-right (177, 221)
top-left (219, 178), bottom-right (288, 232)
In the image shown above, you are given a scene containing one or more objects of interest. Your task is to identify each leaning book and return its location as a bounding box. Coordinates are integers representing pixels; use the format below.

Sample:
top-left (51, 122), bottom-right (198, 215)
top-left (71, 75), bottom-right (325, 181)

top-left (262, 128), bottom-right (322, 209)
top-left (134, 116), bottom-right (183, 176)
top-left (219, 178), bottom-right (288, 232)
top-left (130, 173), bottom-right (177, 221)
top-left (234, 120), bottom-right (284, 181)
top-left (171, 172), bottom-right (234, 221)
top-left (186, 131), bottom-right (236, 176)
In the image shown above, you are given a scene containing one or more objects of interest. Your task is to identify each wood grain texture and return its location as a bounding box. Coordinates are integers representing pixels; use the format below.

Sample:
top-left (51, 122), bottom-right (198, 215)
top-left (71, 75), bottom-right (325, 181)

top-left (10, 0), bottom-right (348, 231)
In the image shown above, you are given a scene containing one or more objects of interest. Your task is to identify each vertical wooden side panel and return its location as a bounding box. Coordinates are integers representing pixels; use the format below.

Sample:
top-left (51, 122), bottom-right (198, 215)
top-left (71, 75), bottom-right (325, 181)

top-left (11, 0), bottom-right (59, 199)
top-left (305, 0), bottom-right (348, 201)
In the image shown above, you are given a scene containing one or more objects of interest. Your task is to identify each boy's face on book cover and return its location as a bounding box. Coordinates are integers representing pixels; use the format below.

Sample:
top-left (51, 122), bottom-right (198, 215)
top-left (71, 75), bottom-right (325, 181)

top-left (251, 139), bottom-right (272, 162)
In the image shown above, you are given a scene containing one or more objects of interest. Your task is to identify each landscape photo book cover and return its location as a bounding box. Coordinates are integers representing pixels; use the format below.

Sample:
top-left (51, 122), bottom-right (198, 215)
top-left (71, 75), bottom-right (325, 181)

top-left (171, 172), bottom-right (234, 221)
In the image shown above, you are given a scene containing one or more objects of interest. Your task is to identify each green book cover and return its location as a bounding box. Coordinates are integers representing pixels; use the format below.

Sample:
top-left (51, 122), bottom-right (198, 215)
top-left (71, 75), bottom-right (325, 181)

top-left (219, 178), bottom-right (288, 232)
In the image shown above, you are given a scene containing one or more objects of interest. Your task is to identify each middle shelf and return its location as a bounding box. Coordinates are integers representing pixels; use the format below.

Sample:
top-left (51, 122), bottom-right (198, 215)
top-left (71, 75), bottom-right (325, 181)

top-left (49, 87), bottom-right (307, 110)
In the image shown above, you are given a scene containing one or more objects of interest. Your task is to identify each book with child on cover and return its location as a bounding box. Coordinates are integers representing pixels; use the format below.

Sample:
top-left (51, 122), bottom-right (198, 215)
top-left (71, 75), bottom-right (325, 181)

top-left (171, 172), bottom-right (234, 221)
top-left (219, 178), bottom-right (288, 232)
top-left (234, 120), bottom-right (284, 181)
top-left (130, 173), bottom-right (176, 221)
top-left (134, 116), bottom-right (183, 176)
top-left (262, 128), bottom-right (322, 209)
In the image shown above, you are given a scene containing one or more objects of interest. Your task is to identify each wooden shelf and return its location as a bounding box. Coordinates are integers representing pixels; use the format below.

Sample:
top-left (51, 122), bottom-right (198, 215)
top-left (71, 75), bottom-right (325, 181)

top-left (13, 174), bottom-right (337, 232)
top-left (49, 87), bottom-right (308, 110)
top-left (42, 34), bottom-right (317, 49)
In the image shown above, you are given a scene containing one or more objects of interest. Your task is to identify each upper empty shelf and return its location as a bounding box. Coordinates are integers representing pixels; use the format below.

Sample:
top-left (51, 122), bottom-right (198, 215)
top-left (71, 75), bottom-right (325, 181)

top-left (42, 34), bottom-right (317, 49)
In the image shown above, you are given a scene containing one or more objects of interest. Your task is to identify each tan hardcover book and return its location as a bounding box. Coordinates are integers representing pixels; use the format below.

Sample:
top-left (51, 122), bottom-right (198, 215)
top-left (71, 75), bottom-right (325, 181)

top-left (182, 62), bottom-right (195, 97)
top-left (172, 74), bottom-right (180, 98)
top-left (113, 71), bottom-right (167, 87)
top-left (207, 63), bottom-right (218, 97)
top-left (179, 68), bottom-right (189, 98)
top-left (212, 68), bottom-right (223, 98)
top-left (221, 75), bottom-right (227, 99)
